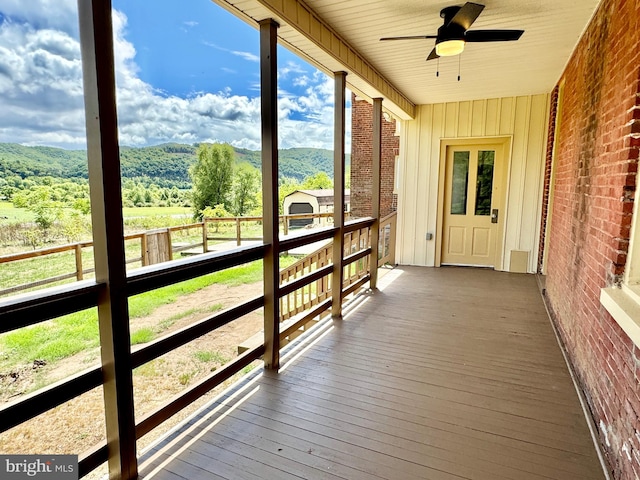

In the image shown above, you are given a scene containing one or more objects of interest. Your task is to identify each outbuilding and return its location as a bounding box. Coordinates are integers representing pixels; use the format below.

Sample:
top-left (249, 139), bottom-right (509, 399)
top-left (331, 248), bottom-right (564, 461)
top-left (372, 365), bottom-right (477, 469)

top-left (283, 189), bottom-right (350, 228)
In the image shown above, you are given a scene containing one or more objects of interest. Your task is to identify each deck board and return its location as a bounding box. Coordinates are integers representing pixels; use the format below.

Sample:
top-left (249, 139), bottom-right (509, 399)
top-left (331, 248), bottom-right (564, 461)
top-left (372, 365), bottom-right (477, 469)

top-left (139, 266), bottom-right (606, 480)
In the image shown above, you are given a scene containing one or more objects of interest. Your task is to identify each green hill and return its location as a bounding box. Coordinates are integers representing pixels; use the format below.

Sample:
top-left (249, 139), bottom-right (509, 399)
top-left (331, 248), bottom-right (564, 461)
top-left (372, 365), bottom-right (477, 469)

top-left (0, 143), bottom-right (349, 188)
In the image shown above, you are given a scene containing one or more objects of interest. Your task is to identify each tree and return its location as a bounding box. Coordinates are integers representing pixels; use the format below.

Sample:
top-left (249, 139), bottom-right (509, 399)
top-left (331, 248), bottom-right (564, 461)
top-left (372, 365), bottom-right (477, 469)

top-left (231, 164), bottom-right (260, 216)
top-left (190, 143), bottom-right (235, 219)
top-left (12, 185), bottom-right (63, 230)
top-left (301, 172), bottom-right (333, 190)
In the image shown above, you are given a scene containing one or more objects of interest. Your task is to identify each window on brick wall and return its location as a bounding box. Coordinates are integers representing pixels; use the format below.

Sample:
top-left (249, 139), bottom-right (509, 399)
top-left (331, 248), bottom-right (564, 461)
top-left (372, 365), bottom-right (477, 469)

top-left (600, 169), bottom-right (640, 348)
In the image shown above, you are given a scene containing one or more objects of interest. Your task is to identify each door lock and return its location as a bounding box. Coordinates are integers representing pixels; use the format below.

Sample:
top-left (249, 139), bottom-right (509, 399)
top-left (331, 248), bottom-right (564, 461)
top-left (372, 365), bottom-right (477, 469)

top-left (491, 209), bottom-right (499, 224)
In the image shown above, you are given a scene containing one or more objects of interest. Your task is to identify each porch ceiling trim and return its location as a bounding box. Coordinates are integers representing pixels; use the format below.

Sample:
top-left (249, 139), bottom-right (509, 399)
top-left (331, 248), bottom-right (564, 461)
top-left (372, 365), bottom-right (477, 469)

top-left (213, 0), bottom-right (416, 119)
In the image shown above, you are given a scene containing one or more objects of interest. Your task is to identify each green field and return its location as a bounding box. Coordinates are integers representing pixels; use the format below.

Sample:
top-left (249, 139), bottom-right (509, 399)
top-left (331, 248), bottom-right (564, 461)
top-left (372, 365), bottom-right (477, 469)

top-left (0, 202), bottom-right (193, 224)
top-left (122, 206), bottom-right (192, 218)
top-left (0, 201), bottom-right (33, 222)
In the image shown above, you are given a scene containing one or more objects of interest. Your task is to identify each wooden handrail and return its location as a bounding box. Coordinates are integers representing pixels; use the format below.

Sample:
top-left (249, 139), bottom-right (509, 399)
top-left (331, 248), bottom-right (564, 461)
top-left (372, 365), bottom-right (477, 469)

top-left (0, 281), bottom-right (103, 333)
top-left (130, 296), bottom-right (264, 368)
top-left (0, 242), bottom-right (92, 264)
top-left (134, 345), bottom-right (264, 440)
top-left (1, 209), bottom-right (397, 480)
top-left (279, 264), bottom-right (333, 297)
top-left (0, 366), bottom-right (103, 432)
top-left (279, 226), bottom-right (336, 251)
top-left (127, 244), bottom-right (266, 296)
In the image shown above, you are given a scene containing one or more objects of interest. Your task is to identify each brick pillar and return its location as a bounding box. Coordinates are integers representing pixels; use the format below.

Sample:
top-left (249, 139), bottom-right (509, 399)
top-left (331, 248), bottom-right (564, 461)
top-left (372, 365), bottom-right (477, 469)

top-left (350, 94), bottom-right (399, 218)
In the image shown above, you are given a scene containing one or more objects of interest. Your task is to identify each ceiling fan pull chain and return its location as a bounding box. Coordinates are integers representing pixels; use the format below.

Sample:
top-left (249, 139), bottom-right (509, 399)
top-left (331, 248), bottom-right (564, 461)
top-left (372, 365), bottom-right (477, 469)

top-left (436, 57), bottom-right (440, 77)
top-left (458, 55), bottom-right (461, 81)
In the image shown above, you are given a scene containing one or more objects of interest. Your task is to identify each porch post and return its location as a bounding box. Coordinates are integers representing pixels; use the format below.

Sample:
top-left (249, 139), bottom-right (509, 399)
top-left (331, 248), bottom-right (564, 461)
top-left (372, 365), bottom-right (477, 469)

top-left (259, 19), bottom-right (281, 370)
top-left (370, 98), bottom-right (383, 289)
top-left (78, 1), bottom-right (137, 479)
top-left (332, 72), bottom-right (347, 318)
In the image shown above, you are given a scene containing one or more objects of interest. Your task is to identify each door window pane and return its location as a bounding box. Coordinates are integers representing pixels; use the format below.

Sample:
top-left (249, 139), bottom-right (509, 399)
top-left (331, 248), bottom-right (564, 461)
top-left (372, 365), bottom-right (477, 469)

top-left (451, 152), bottom-right (470, 215)
top-left (475, 150), bottom-right (495, 215)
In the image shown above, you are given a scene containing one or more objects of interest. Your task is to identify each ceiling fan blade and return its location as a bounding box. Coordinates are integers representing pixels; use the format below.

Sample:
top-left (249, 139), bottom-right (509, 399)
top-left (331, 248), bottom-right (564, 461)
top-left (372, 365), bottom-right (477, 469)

top-left (464, 29), bottom-right (524, 42)
top-left (380, 35), bottom-right (438, 41)
top-left (448, 2), bottom-right (484, 30)
top-left (426, 48), bottom-right (439, 61)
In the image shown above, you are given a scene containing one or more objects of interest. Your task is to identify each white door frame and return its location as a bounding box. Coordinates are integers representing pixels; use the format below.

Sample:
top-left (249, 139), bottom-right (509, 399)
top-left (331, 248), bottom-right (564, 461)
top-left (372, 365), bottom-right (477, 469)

top-left (435, 136), bottom-right (513, 270)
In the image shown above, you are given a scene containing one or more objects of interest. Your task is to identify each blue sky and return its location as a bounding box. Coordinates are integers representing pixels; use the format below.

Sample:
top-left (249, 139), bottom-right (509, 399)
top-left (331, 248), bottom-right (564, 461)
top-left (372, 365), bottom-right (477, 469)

top-left (0, 0), bottom-right (350, 150)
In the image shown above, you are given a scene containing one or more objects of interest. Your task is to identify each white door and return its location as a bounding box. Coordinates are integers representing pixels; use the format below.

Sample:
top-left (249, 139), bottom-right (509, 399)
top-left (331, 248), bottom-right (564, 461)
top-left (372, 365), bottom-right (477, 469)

top-left (441, 144), bottom-right (505, 267)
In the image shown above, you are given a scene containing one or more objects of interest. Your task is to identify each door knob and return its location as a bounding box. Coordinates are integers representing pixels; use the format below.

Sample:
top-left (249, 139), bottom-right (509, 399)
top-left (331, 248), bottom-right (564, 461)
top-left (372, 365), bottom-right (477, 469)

top-left (491, 209), bottom-right (499, 224)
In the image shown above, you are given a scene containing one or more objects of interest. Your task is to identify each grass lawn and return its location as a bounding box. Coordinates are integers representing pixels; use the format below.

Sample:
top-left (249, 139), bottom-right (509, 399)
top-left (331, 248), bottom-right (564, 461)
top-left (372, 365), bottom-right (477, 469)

top-left (122, 206), bottom-right (192, 218)
top-left (0, 201), bottom-right (34, 222)
top-left (0, 256), bottom-right (297, 369)
top-left (0, 203), bottom-right (192, 224)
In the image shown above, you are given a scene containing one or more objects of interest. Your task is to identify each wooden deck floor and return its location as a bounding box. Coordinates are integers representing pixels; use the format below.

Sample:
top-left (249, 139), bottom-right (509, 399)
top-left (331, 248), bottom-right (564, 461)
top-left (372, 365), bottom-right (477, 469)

top-left (139, 266), bottom-right (606, 480)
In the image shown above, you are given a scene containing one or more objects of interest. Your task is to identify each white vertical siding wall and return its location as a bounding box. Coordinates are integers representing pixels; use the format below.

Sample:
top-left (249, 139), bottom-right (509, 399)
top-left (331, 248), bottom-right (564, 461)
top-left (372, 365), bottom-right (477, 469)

top-left (396, 94), bottom-right (550, 272)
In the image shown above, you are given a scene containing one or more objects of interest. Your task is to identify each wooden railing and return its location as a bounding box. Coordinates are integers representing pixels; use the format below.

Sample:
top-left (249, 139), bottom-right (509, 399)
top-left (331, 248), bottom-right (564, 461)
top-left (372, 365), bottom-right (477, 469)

top-left (279, 212), bottom-right (397, 322)
top-left (0, 213), bottom-right (395, 478)
top-left (378, 211), bottom-right (397, 267)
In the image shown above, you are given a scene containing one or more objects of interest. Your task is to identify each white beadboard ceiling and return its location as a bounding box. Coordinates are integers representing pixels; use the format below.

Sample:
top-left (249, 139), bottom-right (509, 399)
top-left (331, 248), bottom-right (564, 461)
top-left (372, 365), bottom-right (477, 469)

top-left (215, 0), bottom-right (601, 116)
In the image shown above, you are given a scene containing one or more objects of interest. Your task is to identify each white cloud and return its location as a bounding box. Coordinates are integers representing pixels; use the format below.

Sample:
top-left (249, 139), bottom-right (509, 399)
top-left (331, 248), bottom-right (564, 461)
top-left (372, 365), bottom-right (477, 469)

top-left (203, 41), bottom-right (259, 63)
top-left (0, 5), bottom-right (340, 151)
top-left (231, 50), bottom-right (259, 62)
top-left (279, 60), bottom-right (306, 79)
top-left (293, 75), bottom-right (309, 87)
top-left (0, 0), bottom-right (78, 35)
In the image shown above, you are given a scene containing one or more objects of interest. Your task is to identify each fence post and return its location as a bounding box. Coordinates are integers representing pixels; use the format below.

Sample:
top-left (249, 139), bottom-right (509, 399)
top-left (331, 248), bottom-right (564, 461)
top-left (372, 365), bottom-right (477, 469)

top-left (202, 220), bottom-right (208, 253)
top-left (236, 218), bottom-right (242, 246)
top-left (75, 244), bottom-right (84, 280)
top-left (141, 234), bottom-right (149, 266)
top-left (166, 229), bottom-right (173, 261)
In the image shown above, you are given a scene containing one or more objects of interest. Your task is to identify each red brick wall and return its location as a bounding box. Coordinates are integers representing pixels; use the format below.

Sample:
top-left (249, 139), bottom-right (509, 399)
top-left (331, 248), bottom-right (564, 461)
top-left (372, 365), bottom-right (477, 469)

top-left (350, 94), bottom-right (399, 218)
top-left (544, 0), bottom-right (640, 477)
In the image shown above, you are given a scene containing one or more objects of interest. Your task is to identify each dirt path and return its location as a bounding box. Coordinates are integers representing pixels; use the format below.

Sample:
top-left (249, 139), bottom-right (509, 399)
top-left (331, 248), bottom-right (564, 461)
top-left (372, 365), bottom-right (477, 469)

top-left (0, 280), bottom-right (265, 459)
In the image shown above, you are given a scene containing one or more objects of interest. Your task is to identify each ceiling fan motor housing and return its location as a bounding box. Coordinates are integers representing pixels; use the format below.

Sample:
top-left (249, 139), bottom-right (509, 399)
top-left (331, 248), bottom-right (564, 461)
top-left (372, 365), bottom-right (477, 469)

top-left (440, 6), bottom-right (462, 23)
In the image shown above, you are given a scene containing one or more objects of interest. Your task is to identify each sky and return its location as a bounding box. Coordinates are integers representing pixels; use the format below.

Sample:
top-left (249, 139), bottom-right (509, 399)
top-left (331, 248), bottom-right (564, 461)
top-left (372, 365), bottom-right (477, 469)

top-left (0, 0), bottom-right (350, 151)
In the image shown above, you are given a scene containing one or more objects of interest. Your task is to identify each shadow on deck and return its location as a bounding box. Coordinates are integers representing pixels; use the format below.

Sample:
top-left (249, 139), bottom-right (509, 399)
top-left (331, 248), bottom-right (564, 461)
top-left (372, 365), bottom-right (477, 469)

top-left (138, 266), bottom-right (607, 480)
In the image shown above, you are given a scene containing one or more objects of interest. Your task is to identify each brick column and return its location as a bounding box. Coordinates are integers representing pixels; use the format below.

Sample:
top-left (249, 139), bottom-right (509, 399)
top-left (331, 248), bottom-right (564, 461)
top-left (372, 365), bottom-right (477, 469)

top-left (350, 94), bottom-right (399, 218)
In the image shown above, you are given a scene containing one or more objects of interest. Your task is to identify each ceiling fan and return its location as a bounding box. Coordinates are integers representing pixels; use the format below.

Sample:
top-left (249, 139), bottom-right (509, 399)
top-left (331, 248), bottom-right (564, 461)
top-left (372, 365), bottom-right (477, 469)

top-left (380, 2), bottom-right (524, 61)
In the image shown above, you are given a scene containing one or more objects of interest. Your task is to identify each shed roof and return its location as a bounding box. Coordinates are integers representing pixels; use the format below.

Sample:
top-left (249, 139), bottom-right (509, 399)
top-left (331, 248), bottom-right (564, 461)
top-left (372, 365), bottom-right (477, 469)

top-left (286, 189), bottom-right (351, 205)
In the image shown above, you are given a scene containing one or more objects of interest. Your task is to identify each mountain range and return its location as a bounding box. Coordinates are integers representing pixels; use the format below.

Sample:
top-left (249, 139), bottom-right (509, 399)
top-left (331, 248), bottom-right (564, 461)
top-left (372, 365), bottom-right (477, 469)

top-left (0, 142), bottom-right (348, 189)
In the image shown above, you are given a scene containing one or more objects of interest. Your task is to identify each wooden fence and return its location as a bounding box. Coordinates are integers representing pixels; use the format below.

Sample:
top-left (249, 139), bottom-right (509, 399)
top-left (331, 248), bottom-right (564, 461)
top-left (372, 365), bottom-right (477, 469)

top-left (0, 212), bottom-right (345, 297)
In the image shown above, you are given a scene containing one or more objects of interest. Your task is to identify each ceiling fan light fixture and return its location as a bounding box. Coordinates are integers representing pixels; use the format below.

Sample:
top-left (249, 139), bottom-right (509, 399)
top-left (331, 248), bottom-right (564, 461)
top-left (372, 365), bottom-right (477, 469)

top-left (435, 39), bottom-right (465, 56)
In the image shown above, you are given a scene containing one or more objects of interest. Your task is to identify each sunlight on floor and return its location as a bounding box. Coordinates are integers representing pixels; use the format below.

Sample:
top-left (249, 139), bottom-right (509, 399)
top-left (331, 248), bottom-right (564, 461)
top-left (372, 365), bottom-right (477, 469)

top-left (376, 266), bottom-right (404, 292)
top-left (140, 376), bottom-right (262, 479)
